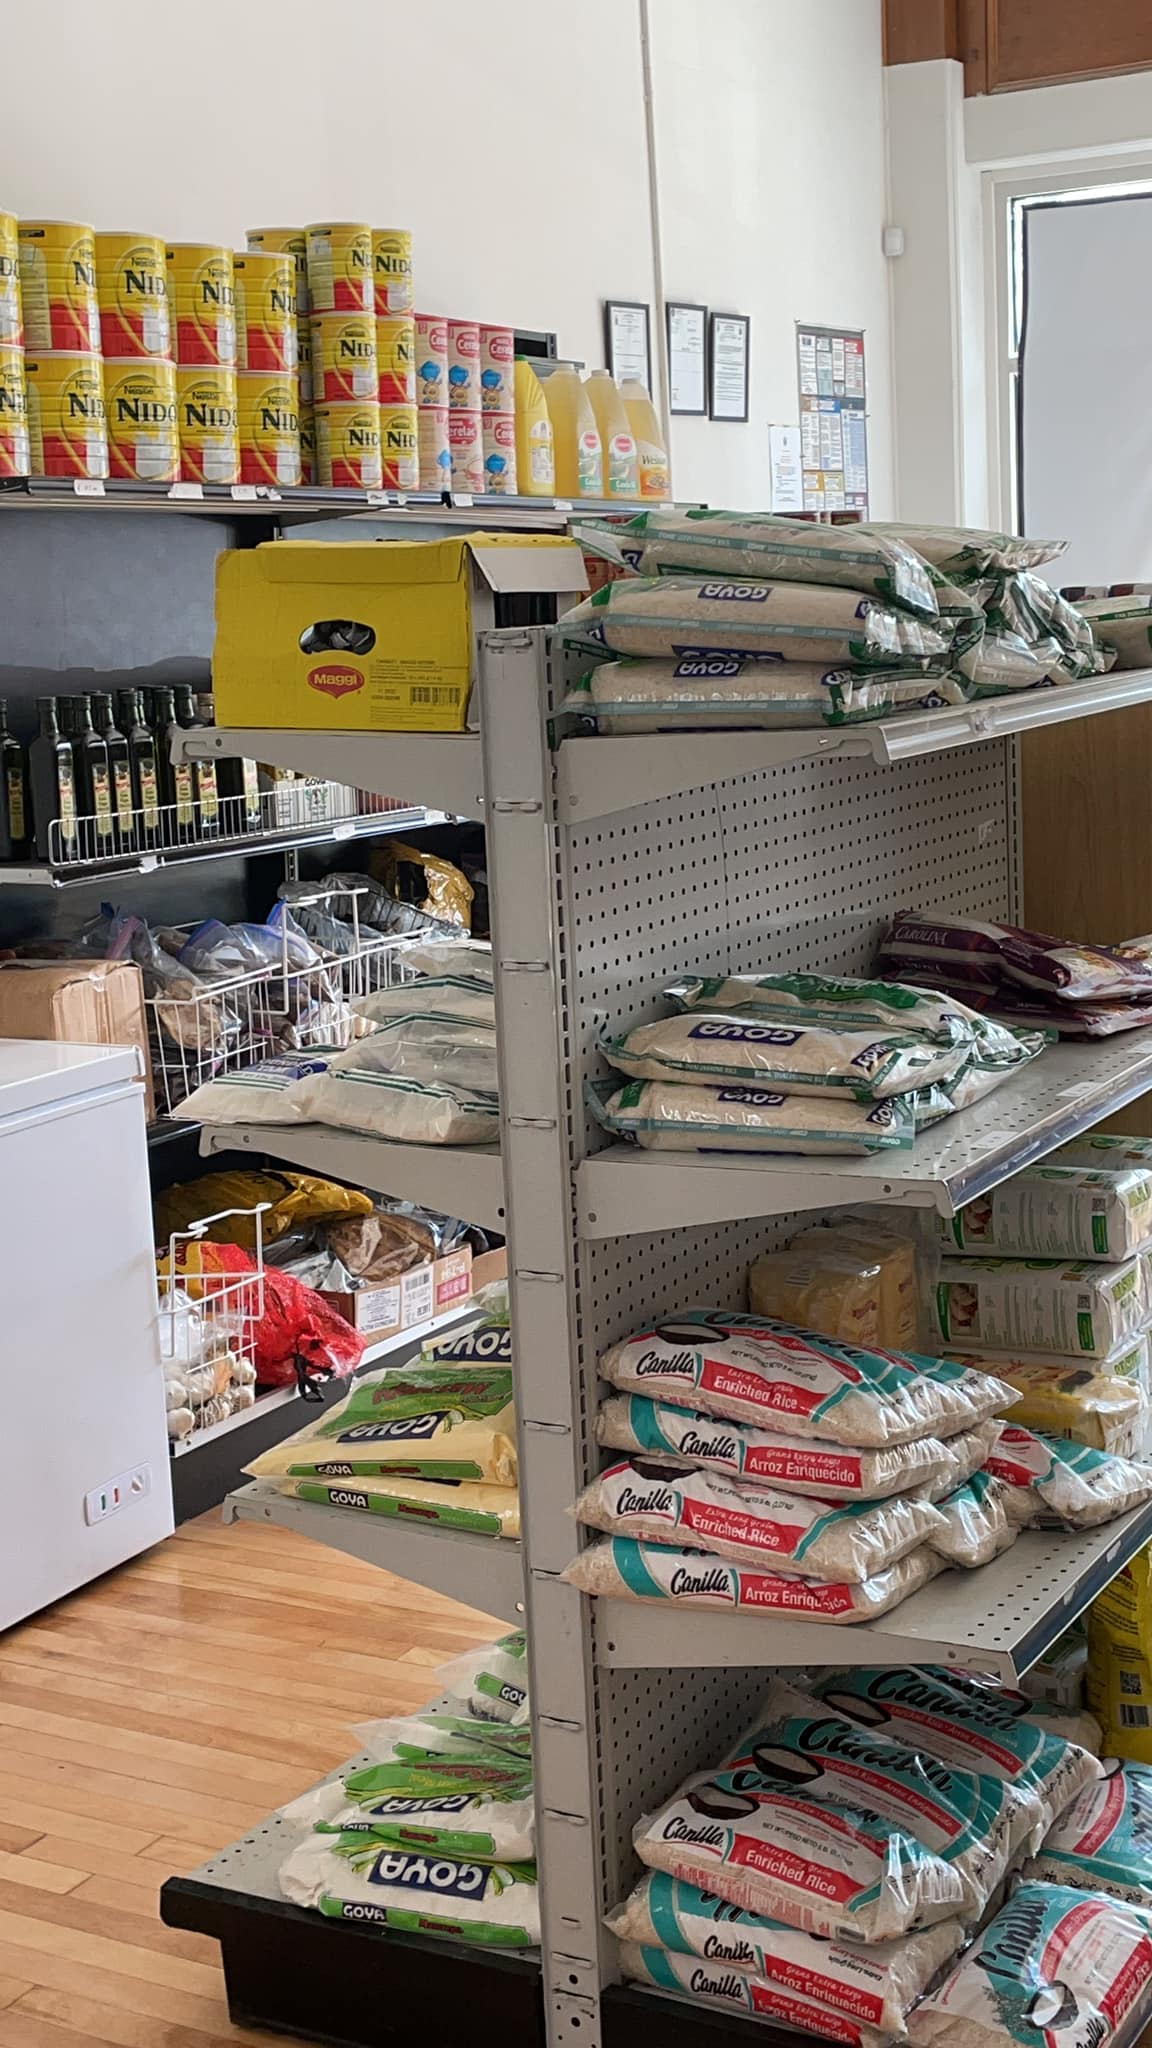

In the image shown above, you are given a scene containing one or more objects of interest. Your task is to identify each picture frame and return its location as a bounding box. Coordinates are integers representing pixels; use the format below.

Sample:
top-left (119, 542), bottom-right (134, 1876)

top-left (603, 300), bottom-right (652, 390)
top-left (666, 301), bottom-right (708, 416)
top-left (709, 311), bottom-right (750, 423)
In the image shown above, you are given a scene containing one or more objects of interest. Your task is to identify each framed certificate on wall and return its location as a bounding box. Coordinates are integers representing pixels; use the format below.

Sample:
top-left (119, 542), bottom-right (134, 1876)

top-left (709, 312), bottom-right (750, 422)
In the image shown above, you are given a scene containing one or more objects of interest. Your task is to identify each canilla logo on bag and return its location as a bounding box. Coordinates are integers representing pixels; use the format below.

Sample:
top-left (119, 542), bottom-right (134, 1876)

top-left (669, 1564), bottom-right (735, 1602)
top-left (699, 582), bottom-right (770, 603)
top-left (308, 665), bottom-right (363, 698)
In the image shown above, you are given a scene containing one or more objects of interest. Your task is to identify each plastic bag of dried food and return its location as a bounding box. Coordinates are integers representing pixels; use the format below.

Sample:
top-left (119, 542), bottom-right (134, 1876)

top-left (287, 1066), bottom-right (500, 1145)
top-left (595, 1393), bottom-right (957, 1501)
top-left (271, 1471), bottom-right (520, 1539)
top-left (617, 1941), bottom-right (894, 2047)
top-left (574, 1459), bottom-right (944, 1580)
top-left (375, 842), bottom-right (473, 930)
top-left (598, 1012), bottom-right (969, 1100)
top-left (354, 977), bottom-right (495, 1027)
top-left (245, 1361), bottom-right (517, 1485)
top-left (563, 1536), bottom-right (940, 1621)
top-left (352, 1711), bottom-right (532, 1767)
top-left (665, 970), bottom-right (987, 1045)
top-left (952, 1354), bottom-right (1148, 1458)
top-left (320, 1013), bottom-right (499, 1097)
top-left (562, 657), bottom-right (966, 733)
top-left (1058, 1133), bottom-right (1152, 1171)
top-left (880, 911), bottom-right (1152, 1004)
top-left (748, 1243), bottom-right (888, 1347)
top-left (925, 1666), bottom-right (1103, 1757)
top-left (282, 1754), bottom-right (535, 1861)
top-left (929, 1255), bottom-right (1148, 1360)
top-left (278, 1832), bottom-right (539, 1946)
top-left (981, 571), bottom-right (1111, 683)
top-left (810, 1666), bottom-right (1100, 1854)
top-left (908, 1882), bottom-right (1152, 2048)
top-left (557, 577), bottom-right (957, 670)
top-left (173, 1051), bottom-right (334, 1125)
top-left (598, 1311), bottom-right (1017, 1445)
top-left (437, 1632), bottom-right (529, 1726)
top-left (589, 1077), bottom-right (917, 1155)
top-left (790, 1215), bottom-right (922, 1352)
top-left (936, 1163), bottom-right (1152, 1262)
top-left (1079, 595), bottom-right (1152, 669)
top-left (862, 522), bottom-right (1068, 579)
top-left (986, 1425), bottom-right (1152, 1528)
top-left (624, 507), bottom-right (941, 616)
top-left (608, 1871), bottom-right (966, 2036)
top-left (927, 1418), bottom-right (1006, 1495)
top-left (922, 1471), bottom-right (1020, 1568)
top-left (398, 936), bottom-right (494, 983)
top-left (1025, 1762), bottom-right (1152, 1904)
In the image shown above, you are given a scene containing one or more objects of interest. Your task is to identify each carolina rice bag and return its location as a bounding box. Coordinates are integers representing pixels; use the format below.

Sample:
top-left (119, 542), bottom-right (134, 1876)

top-left (597, 1312), bottom-right (1017, 1446)
top-left (598, 1012), bottom-right (969, 1100)
top-left (809, 1666), bottom-right (1101, 1852)
top-left (573, 1459), bottom-right (945, 1580)
top-left (929, 1255), bottom-right (1149, 1360)
top-left (437, 1632), bottom-right (529, 1725)
top-left (1026, 1763), bottom-right (1152, 1904)
top-left (666, 970), bottom-right (987, 1046)
top-left (281, 1754), bottom-right (535, 1861)
top-left (624, 507), bottom-right (942, 617)
top-left (936, 1165), bottom-right (1152, 1262)
top-left (271, 1471), bottom-right (521, 1538)
top-left (278, 1832), bottom-right (540, 1946)
top-left (564, 658), bottom-right (964, 733)
top-left (616, 1941), bottom-right (893, 2048)
top-left (246, 1361), bottom-right (517, 1484)
top-left (595, 1393), bottom-right (958, 1501)
top-left (558, 577), bottom-right (956, 670)
top-left (922, 1471), bottom-right (1019, 1568)
top-left (951, 1354), bottom-right (1148, 1458)
top-left (880, 912), bottom-right (1152, 1005)
top-left (907, 1882), bottom-right (1152, 2048)
top-left (562, 1536), bottom-right (939, 1621)
top-left (862, 522), bottom-right (1068, 579)
top-left (607, 1871), bottom-right (967, 2034)
top-left (985, 1426), bottom-right (1152, 1528)
top-left (287, 1068), bottom-right (501, 1146)
top-left (590, 1076), bottom-right (917, 1155)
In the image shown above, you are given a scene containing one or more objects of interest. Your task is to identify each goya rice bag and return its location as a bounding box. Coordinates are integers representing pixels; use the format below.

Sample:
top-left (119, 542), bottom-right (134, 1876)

top-left (590, 1075), bottom-right (917, 1155)
top-left (282, 1754), bottom-right (535, 1861)
top-left (598, 1011), bottom-right (969, 1099)
top-left (278, 1832), bottom-right (540, 1947)
top-left (557, 576), bottom-right (956, 670)
top-left (245, 1360), bottom-right (516, 1484)
top-left (627, 507), bottom-right (942, 617)
top-left (437, 1632), bottom-right (529, 1725)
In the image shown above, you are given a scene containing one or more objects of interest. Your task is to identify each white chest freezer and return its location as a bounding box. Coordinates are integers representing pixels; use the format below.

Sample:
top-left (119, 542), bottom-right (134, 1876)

top-left (0, 1039), bottom-right (174, 1630)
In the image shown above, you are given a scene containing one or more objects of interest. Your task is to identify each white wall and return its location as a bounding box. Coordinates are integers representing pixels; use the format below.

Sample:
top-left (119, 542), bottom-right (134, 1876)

top-left (0, 0), bottom-right (894, 513)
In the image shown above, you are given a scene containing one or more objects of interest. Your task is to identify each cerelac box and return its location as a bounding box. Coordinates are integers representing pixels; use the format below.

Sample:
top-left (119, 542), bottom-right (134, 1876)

top-left (213, 532), bottom-right (587, 732)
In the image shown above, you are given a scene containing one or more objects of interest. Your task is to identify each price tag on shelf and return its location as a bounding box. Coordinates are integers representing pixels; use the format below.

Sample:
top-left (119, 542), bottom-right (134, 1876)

top-left (365, 490), bottom-right (389, 507)
top-left (139, 854), bottom-right (159, 873)
top-left (73, 478), bottom-right (105, 498)
top-left (230, 483), bottom-right (259, 501)
top-left (333, 821), bottom-right (356, 840)
top-left (553, 498), bottom-right (573, 512)
top-left (167, 481), bottom-right (204, 501)
top-left (452, 492), bottom-right (474, 508)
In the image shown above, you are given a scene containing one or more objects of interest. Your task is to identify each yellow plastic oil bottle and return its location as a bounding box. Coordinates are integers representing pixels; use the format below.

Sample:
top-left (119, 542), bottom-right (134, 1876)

top-left (513, 357), bottom-right (555, 496)
top-left (584, 369), bottom-right (639, 499)
top-left (621, 378), bottom-right (670, 499)
top-left (541, 363), bottom-right (601, 498)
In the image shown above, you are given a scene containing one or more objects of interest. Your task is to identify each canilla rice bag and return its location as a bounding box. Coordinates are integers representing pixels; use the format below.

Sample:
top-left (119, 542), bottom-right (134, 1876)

top-left (558, 577), bottom-right (955, 669)
top-left (278, 1833), bottom-right (540, 1947)
top-left (908, 1882), bottom-right (1152, 2048)
top-left (615, 1942), bottom-right (892, 2048)
top-left (563, 1536), bottom-right (940, 1621)
top-left (607, 1871), bottom-right (966, 2035)
top-left (598, 1012), bottom-right (969, 1100)
top-left (1026, 1762), bottom-right (1152, 1905)
top-left (597, 1312), bottom-right (1016, 1446)
top-left (985, 1426), bottom-right (1152, 1529)
top-left (920, 1471), bottom-right (1019, 1568)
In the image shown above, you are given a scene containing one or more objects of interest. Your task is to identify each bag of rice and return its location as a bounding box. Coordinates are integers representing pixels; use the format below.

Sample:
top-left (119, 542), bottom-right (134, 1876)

top-left (789, 1215), bottom-right (922, 1351)
top-left (321, 1013), bottom-right (499, 1096)
top-left (599, 1012), bottom-right (969, 1100)
top-left (423, 1318), bottom-right (512, 1366)
top-left (557, 577), bottom-right (956, 670)
top-left (1057, 1133), bottom-right (1152, 1170)
top-left (922, 1471), bottom-right (1019, 1567)
top-left (616, 1941), bottom-right (893, 2047)
top-left (935, 1164), bottom-right (1152, 1261)
top-left (247, 1361), bottom-right (516, 1485)
top-left (590, 1075), bottom-right (917, 1154)
top-left (563, 657), bottom-right (966, 734)
top-left (278, 1831), bottom-right (540, 1946)
top-left (925, 1666), bottom-right (1102, 1757)
top-left (563, 1535), bottom-right (940, 1620)
top-left (985, 1425), bottom-right (1152, 1528)
top-left (929, 1255), bottom-right (1148, 1360)
top-left (1079, 595), bottom-right (1152, 669)
top-left (271, 1470), bottom-right (521, 1538)
top-left (1025, 1762), bottom-right (1152, 1904)
top-left (915, 1034), bottom-right (1052, 1127)
top-left (288, 1067), bottom-right (500, 1145)
top-left (928, 1418), bottom-right (1006, 1495)
top-left (623, 507), bottom-right (941, 617)
top-left (437, 1632), bottom-right (529, 1725)
top-left (353, 978), bottom-right (495, 1026)
top-left (352, 1711), bottom-right (532, 1766)
top-left (908, 1882), bottom-right (1152, 2048)
top-left (397, 936), bottom-right (493, 982)
top-left (281, 1754), bottom-right (535, 1861)
top-left (862, 522), bottom-right (1068, 578)
top-left (810, 1666), bottom-right (1100, 1851)
top-left (598, 1311), bottom-right (1017, 1445)
top-left (982, 571), bottom-right (1110, 684)
top-left (880, 912), bottom-right (1152, 1004)
top-left (596, 1392), bottom-right (957, 1500)
top-left (573, 1459), bottom-right (945, 1580)
top-left (665, 970), bottom-right (985, 1045)
top-left (607, 1871), bottom-right (966, 2034)
top-left (949, 1354), bottom-right (1148, 1458)
top-left (173, 1050), bottom-right (333, 1125)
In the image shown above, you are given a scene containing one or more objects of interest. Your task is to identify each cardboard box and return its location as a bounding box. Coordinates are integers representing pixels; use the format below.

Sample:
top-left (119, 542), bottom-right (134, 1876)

top-left (471, 1245), bottom-right (508, 1294)
top-left (0, 959), bottom-right (154, 1117)
top-left (213, 533), bottom-right (588, 733)
top-left (325, 1245), bottom-right (473, 1338)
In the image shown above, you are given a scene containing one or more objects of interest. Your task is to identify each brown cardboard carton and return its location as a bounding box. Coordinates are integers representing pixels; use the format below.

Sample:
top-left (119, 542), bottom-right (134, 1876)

top-left (0, 960), bottom-right (154, 1117)
top-left (323, 1245), bottom-right (473, 1338)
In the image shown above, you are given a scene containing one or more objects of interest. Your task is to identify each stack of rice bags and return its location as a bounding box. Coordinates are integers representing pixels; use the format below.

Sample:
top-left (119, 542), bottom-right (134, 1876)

top-left (589, 969), bottom-right (1048, 1159)
top-left (607, 1670), bottom-right (1152, 2048)
top-left (880, 912), bottom-right (1152, 1038)
top-left (246, 1292), bottom-right (520, 1540)
top-left (923, 1146), bottom-right (1152, 1463)
top-left (560, 511), bottom-right (1110, 736)
top-left (278, 1631), bottom-right (541, 1947)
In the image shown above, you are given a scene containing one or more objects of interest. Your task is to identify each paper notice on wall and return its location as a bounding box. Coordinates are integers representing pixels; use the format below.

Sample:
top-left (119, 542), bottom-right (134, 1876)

top-left (798, 332), bottom-right (818, 395)
top-left (769, 424), bottom-right (804, 513)
top-left (800, 409), bottom-right (822, 469)
top-left (843, 409), bottom-right (869, 495)
top-left (796, 324), bottom-right (869, 516)
top-left (818, 410), bottom-right (844, 472)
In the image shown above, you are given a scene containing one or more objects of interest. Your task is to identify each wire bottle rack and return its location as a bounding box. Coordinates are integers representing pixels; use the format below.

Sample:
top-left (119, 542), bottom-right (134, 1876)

top-left (158, 1202), bottom-right (268, 1450)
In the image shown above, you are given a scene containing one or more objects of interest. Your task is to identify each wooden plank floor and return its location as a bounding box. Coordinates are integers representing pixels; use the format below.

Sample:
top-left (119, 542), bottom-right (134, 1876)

top-left (0, 1513), bottom-right (501, 2047)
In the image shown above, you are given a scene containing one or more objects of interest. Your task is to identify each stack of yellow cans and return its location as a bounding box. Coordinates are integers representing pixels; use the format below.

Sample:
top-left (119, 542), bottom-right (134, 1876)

top-left (234, 249), bottom-right (300, 487)
top-left (19, 219), bottom-right (108, 480)
top-left (97, 233), bottom-right (178, 483)
top-left (0, 210), bottom-right (29, 478)
top-left (247, 229), bottom-right (309, 479)
top-left (166, 243), bottom-right (239, 485)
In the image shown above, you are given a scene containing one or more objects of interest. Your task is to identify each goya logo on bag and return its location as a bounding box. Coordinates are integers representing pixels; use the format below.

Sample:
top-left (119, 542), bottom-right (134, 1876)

top-left (698, 582), bottom-right (770, 603)
top-left (340, 1415), bottom-right (444, 1444)
top-left (690, 1021), bottom-right (801, 1046)
top-left (308, 664), bottom-right (363, 698)
top-left (367, 1850), bottom-right (491, 1898)
top-left (432, 1327), bottom-right (512, 1365)
top-left (718, 1088), bottom-right (787, 1106)
top-left (673, 653), bottom-right (748, 679)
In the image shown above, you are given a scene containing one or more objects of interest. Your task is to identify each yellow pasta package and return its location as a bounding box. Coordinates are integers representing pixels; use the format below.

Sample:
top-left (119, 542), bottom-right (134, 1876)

top-left (949, 1353), bottom-right (1148, 1457)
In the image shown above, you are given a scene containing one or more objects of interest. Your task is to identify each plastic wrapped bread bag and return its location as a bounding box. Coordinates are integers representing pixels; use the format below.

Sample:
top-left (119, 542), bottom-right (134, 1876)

top-left (563, 1536), bottom-right (940, 1622)
top-left (921, 1470), bottom-right (1019, 1568)
top-left (606, 1871), bottom-right (967, 2035)
top-left (278, 1831), bottom-right (539, 1946)
top-left (282, 1755), bottom-right (535, 1861)
top-left (1026, 1762), bottom-right (1152, 1904)
top-left (936, 1165), bottom-right (1152, 1262)
top-left (908, 1882), bottom-right (1152, 2048)
top-left (595, 1393), bottom-right (957, 1501)
top-left (590, 1076), bottom-right (917, 1156)
top-left (598, 1012), bottom-right (969, 1100)
top-left (597, 1311), bottom-right (1017, 1446)
top-left (985, 1426), bottom-right (1152, 1529)
top-left (573, 1459), bottom-right (945, 1581)
top-left (436, 1632), bottom-right (529, 1725)
top-left (616, 1941), bottom-right (894, 2047)
top-left (929, 1255), bottom-right (1148, 1361)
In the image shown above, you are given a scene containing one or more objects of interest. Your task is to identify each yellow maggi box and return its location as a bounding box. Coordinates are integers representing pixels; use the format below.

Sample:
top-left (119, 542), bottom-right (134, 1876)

top-left (213, 532), bottom-right (588, 732)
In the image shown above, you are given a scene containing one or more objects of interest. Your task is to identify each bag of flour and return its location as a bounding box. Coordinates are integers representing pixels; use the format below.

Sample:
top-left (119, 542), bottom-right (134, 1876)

top-left (985, 1426), bottom-right (1152, 1528)
top-left (278, 1832), bottom-right (539, 1946)
top-left (930, 1254), bottom-right (1148, 1359)
top-left (563, 1535), bottom-right (939, 1621)
top-left (595, 1393), bottom-right (957, 1500)
top-left (922, 1470), bottom-right (1020, 1568)
top-left (1026, 1762), bottom-right (1152, 1904)
top-left (616, 1941), bottom-right (893, 2047)
top-left (598, 1311), bottom-right (1016, 1445)
top-left (627, 507), bottom-right (942, 616)
top-left (607, 1871), bottom-right (966, 2035)
top-left (590, 1076), bottom-right (917, 1155)
top-left (936, 1163), bottom-right (1152, 1262)
top-left (281, 1755), bottom-right (535, 1861)
top-left (599, 1011), bottom-right (969, 1099)
top-left (557, 577), bottom-right (956, 669)
top-left (908, 1882), bottom-right (1152, 2048)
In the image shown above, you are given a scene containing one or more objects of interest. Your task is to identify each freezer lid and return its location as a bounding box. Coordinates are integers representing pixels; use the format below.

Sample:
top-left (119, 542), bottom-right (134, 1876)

top-left (0, 1038), bottom-right (143, 1119)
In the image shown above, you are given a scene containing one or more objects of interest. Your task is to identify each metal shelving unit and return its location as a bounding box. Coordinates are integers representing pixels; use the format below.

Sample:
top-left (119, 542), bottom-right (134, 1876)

top-left (1, 802), bottom-right (437, 889)
top-left (173, 724), bottom-right (486, 821)
top-left (0, 474), bottom-right (646, 532)
top-left (197, 1120), bottom-right (506, 1232)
